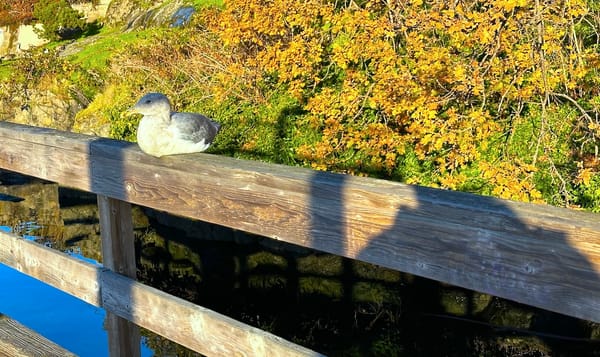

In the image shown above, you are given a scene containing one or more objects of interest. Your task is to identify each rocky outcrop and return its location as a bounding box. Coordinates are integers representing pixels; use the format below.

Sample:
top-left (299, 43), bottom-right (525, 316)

top-left (0, 27), bottom-right (14, 56)
top-left (71, 0), bottom-right (112, 24)
top-left (106, 0), bottom-right (195, 29)
top-left (0, 24), bottom-right (48, 57)
top-left (10, 90), bottom-right (82, 131)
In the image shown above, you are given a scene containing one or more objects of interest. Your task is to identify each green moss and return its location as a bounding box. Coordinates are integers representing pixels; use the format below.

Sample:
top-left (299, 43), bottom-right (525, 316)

top-left (0, 59), bottom-right (14, 81)
top-left (590, 322), bottom-right (600, 340)
top-left (185, 0), bottom-right (224, 8)
top-left (370, 334), bottom-right (405, 357)
top-left (439, 289), bottom-right (492, 316)
top-left (299, 277), bottom-right (343, 298)
top-left (140, 229), bottom-right (166, 248)
top-left (246, 252), bottom-right (288, 271)
top-left (297, 254), bottom-right (343, 276)
top-left (74, 83), bottom-right (138, 139)
top-left (247, 274), bottom-right (287, 289)
top-left (489, 303), bottom-right (534, 329)
top-left (353, 261), bottom-right (401, 282)
top-left (68, 27), bottom-right (157, 73)
top-left (352, 282), bottom-right (401, 305)
top-left (167, 240), bottom-right (201, 269)
top-left (168, 259), bottom-right (197, 279)
top-left (204, 91), bottom-right (309, 165)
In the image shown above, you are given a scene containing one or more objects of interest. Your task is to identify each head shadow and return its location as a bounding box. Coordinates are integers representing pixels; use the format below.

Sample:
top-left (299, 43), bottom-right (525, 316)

top-left (307, 170), bottom-right (600, 353)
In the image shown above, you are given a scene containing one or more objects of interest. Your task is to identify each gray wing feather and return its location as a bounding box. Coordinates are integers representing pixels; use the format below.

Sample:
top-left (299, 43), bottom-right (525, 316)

top-left (170, 112), bottom-right (221, 144)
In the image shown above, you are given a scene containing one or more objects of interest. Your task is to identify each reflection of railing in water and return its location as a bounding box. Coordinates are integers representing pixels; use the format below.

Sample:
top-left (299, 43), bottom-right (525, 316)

top-left (0, 120), bottom-right (600, 356)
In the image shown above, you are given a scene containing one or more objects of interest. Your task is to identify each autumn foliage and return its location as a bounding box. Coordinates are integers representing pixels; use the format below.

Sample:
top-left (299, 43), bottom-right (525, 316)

top-left (110, 0), bottom-right (600, 208)
top-left (0, 0), bottom-right (36, 26)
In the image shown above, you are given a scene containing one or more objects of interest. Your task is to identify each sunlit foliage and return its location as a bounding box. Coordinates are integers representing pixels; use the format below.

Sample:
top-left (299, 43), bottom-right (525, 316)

top-left (33, 0), bottom-right (87, 40)
top-left (79, 0), bottom-right (600, 208)
top-left (0, 0), bottom-right (36, 27)
top-left (194, 0), bottom-right (598, 205)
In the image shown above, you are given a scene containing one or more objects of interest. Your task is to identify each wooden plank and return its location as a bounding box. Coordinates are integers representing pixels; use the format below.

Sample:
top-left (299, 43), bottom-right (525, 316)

top-left (97, 196), bottom-right (137, 277)
top-left (0, 230), bottom-right (322, 356)
top-left (0, 231), bottom-right (101, 306)
top-left (0, 313), bottom-right (77, 357)
top-left (99, 269), bottom-right (323, 357)
top-left (1, 121), bottom-right (600, 323)
top-left (97, 195), bottom-right (141, 357)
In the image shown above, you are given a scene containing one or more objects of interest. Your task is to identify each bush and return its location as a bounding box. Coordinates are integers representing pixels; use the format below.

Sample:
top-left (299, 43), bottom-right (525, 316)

top-left (209, 0), bottom-right (600, 204)
top-left (0, 0), bottom-right (36, 26)
top-left (33, 0), bottom-right (86, 41)
top-left (88, 0), bottom-right (600, 209)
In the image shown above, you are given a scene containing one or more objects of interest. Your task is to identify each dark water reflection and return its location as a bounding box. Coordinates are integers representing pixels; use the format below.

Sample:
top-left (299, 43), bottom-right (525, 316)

top-left (2, 169), bottom-right (600, 356)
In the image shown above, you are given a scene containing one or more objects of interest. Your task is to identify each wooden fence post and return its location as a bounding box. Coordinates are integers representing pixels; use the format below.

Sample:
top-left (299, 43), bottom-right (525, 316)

top-left (98, 195), bottom-right (141, 357)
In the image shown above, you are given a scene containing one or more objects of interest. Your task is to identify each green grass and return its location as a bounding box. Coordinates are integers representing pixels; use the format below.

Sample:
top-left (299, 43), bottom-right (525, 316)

top-left (1, 0), bottom-right (223, 79)
top-left (185, 0), bottom-right (224, 8)
top-left (0, 59), bottom-right (16, 81)
top-left (67, 27), bottom-right (157, 72)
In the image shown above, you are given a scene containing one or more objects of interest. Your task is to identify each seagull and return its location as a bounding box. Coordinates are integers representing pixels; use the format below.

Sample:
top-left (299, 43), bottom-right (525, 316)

top-left (129, 93), bottom-right (221, 157)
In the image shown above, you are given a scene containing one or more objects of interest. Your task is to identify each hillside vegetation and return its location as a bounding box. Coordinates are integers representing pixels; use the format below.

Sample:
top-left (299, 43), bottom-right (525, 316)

top-left (2, 0), bottom-right (600, 210)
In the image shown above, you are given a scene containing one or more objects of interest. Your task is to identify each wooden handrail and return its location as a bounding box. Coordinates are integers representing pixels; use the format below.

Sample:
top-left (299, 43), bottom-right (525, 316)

top-left (0, 230), bottom-right (320, 356)
top-left (1, 121), bottom-right (600, 332)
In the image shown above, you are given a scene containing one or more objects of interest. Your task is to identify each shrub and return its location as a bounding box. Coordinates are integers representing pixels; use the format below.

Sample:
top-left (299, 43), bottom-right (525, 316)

top-left (209, 0), bottom-right (600, 204)
top-left (0, 0), bottom-right (36, 26)
top-left (33, 0), bottom-right (86, 41)
top-left (94, 0), bottom-right (600, 208)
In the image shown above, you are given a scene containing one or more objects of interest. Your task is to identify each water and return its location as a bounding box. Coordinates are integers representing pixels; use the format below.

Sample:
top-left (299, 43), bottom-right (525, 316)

top-left (0, 225), bottom-right (154, 356)
top-left (0, 262), bottom-right (109, 356)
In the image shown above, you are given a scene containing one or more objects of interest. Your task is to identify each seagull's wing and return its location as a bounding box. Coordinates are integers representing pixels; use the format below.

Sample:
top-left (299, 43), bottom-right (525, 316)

top-left (170, 112), bottom-right (221, 144)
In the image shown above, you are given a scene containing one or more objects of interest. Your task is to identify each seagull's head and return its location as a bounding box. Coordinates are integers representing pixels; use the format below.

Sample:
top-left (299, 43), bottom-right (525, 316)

top-left (129, 92), bottom-right (172, 117)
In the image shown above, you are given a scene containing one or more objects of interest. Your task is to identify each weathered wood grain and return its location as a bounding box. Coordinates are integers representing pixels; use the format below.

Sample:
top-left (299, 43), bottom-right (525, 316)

top-left (0, 231), bottom-right (101, 306)
top-left (0, 313), bottom-right (76, 357)
top-left (1, 121), bottom-right (600, 323)
top-left (0, 230), bottom-right (323, 356)
top-left (100, 269), bottom-right (323, 356)
top-left (98, 196), bottom-right (141, 357)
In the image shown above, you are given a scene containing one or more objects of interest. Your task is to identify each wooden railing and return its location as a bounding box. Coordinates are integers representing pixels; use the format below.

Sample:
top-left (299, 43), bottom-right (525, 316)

top-left (1, 121), bottom-right (600, 355)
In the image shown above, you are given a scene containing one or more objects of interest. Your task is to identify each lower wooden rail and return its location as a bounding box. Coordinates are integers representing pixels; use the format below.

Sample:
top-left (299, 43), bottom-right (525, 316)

top-left (0, 230), bottom-right (322, 356)
top-left (0, 313), bottom-right (76, 357)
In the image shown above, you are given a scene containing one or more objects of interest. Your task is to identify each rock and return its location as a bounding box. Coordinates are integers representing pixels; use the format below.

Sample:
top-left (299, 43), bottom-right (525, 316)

top-left (12, 90), bottom-right (81, 131)
top-left (106, 0), bottom-right (196, 30)
top-left (71, 0), bottom-right (112, 24)
top-left (171, 6), bottom-right (196, 27)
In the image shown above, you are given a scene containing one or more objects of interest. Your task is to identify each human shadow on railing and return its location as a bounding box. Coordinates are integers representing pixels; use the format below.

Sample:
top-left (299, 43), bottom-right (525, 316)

top-left (308, 170), bottom-right (600, 355)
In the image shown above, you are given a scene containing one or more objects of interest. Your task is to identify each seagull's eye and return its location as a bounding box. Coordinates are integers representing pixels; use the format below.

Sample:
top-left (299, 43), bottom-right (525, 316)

top-left (145, 100), bottom-right (152, 104)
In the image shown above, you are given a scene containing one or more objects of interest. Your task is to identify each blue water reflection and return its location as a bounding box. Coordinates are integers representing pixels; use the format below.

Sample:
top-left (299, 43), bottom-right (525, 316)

top-left (0, 226), bottom-right (153, 356)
